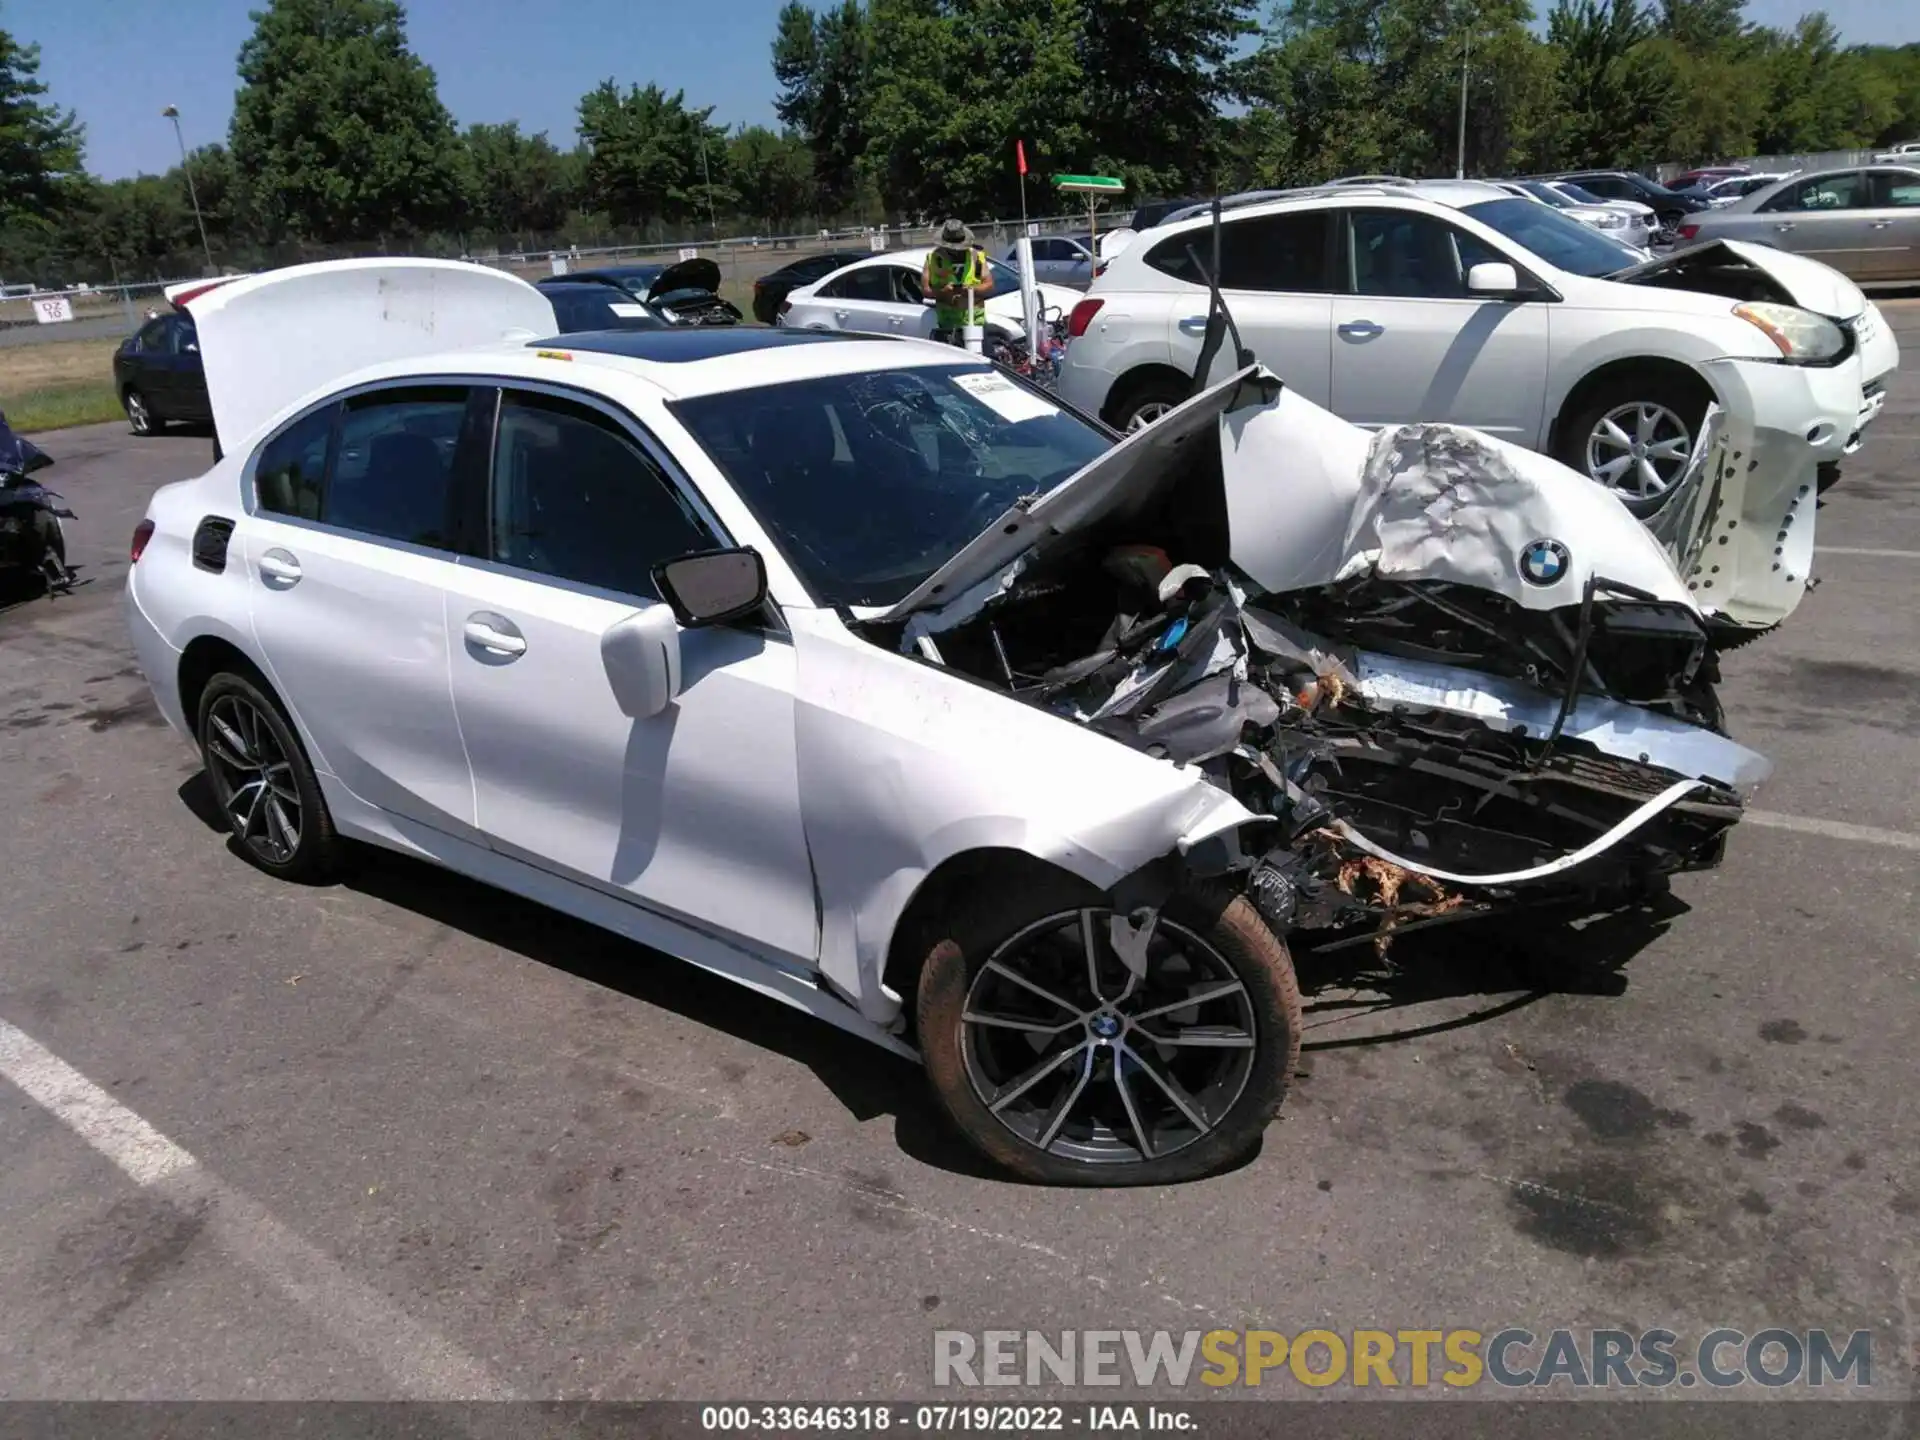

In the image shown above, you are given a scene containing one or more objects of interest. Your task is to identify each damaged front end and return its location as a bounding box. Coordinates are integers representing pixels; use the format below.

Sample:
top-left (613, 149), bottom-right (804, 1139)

top-left (873, 388), bottom-right (1768, 956)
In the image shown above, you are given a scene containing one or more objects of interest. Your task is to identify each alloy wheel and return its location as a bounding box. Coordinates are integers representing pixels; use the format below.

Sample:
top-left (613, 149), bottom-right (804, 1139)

top-left (203, 695), bottom-right (303, 864)
top-left (125, 391), bottom-right (151, 435)
top-left (960, 907), bottom-right (1258, 1166)
top-left (1127, 401), bottom-right (1175, 432)
top-left (1584, 401), bottom-right (1692, 501)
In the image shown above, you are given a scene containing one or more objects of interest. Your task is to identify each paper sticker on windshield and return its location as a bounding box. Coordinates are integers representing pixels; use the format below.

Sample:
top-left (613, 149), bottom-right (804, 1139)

top-left (608, 302), bottom-right (648, 317)
top-left (952, 370), bottom-right (1058, 424)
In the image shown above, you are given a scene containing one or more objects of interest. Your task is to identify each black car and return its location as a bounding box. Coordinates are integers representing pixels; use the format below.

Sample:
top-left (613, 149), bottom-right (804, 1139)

top-left (1552, 170), bottom-right (1710, 238)
top-left (535, 278), bottom-right (668, 334)
top-left (1128, 197), bottom-right (1205, 231)
top-left (558, 264), bottom-right (669, 298)
top-left (112, 311), bottom-right (212, 436)
top-left (748, 250), bottom-right (871, 325)
top-left (537, 260), bottom-right (742, 332)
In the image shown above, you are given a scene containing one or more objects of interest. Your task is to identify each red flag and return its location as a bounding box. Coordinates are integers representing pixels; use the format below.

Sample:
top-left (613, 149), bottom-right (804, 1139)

top-left (1016, 140), bottom-right (1028, 175)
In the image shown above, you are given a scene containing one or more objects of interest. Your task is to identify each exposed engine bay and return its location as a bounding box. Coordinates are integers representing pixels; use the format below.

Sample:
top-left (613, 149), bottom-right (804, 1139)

top-left (866, 403), bottom-right (1771, 952)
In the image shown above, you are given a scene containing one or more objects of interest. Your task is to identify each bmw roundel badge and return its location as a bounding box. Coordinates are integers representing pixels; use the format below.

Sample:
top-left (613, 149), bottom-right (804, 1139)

top-left (1519, 538), bottom-right (1570, 587)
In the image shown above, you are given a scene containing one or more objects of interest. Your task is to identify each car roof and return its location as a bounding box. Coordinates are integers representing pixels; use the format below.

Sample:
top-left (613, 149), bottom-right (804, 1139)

top-left (1148, 179), bottom-right (1515, 233)
top-left (301, 329), bottom-right (987, 419)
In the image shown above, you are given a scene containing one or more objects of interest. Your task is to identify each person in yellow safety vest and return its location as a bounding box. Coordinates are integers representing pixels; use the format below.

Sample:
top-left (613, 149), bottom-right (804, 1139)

top-left (922, 219), bottom-right (997, 345)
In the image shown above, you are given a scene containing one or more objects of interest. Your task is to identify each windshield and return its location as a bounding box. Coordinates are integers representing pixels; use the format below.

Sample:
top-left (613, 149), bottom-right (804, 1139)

top-left (1555, 182), bottom-right (1607, 206)
top-left (671, 365), bottom-right (1112, 608)
top-left (1461, 197), bottom-right (1645, 277)
top-left (1520, 181), bottom-right (1574, 209)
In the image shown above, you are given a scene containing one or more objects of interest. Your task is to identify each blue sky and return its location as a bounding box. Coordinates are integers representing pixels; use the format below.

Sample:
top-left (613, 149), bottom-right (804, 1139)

top-left (8, 0), bottom-right (1913, 180)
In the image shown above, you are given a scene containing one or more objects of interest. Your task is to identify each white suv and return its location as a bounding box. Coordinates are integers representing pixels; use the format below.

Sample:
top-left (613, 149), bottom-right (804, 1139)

top-left (1056, 181), bottom-right (1896, 514)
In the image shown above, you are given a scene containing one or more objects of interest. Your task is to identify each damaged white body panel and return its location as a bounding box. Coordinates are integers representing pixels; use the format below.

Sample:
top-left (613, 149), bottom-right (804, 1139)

top-left (1219, 385), bottom-right (1696, 613)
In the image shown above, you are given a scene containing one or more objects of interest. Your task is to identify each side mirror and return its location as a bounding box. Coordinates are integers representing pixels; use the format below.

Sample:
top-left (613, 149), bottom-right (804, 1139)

top-left (601, 606), bottom-right (682, 720)
top-left (1466, 261), bottom-right (1522, 296)
top-left (652, 547), bottom-right (768, 628)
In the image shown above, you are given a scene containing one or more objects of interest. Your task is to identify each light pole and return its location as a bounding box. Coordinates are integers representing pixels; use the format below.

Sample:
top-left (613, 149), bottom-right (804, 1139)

top-left (698, 133), bottom-right (718, 241)
top-left (1455, 26), bottom-right (1471, 180)
top-left (162, 104), bottom-right (216, 276)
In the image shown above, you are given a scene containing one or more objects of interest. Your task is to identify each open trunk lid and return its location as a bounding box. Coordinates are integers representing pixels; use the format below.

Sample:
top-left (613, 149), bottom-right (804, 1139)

top-left (1613, 238), bottom-right (1866, 319)
top-left (877, 366), bottom-right (1273, 623)
top-left (173, 258), bottom-right (557, 450)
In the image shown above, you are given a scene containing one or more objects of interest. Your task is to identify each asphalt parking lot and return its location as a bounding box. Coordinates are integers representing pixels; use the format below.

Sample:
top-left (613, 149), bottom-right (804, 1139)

top-left (1, 313), bottom-right (1918, 1404)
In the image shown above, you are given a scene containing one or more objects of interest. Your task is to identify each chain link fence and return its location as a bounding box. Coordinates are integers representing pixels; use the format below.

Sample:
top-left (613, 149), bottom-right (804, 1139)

top-left (0, 209), bottom-right (1115, 344)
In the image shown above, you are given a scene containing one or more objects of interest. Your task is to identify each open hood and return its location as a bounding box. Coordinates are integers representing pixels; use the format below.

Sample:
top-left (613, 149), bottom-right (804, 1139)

top-left (646, 257), bottom-right (721, 301)
top-left (879, 366), bottom-right (1274, 623)
top-left (175, 258), bottom-right (556, 450)
top-left (1614, 238), bottom-right (1866, 319)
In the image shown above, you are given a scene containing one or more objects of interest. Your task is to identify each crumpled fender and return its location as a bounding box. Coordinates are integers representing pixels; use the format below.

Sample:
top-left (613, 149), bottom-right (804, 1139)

top-left (786, 609), bottom-right (1260, 1027)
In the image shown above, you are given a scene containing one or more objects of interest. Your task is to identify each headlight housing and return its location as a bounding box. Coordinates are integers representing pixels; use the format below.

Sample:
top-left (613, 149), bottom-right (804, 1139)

top-left (1733, 302), bottom-right (1846, 364)
top-left (1595, 212), bottom-right (1626, 228)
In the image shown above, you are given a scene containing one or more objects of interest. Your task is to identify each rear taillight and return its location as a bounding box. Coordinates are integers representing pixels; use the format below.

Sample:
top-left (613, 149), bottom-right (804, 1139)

top-left (1677, 223), bottom-right (1700, 241)
top-left (1067, 297), bottom-right (1104, 338)
top-left (131, 519), bottom-right (155, 563)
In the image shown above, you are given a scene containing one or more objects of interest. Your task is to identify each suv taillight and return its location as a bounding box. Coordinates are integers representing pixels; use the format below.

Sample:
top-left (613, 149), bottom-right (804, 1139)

top-left (1067, 298), bottom-right (1104, 338)
top-left (131, 519), bottom-right (155, 563)
top-left (1677, 223), bottom-right (1700, 241)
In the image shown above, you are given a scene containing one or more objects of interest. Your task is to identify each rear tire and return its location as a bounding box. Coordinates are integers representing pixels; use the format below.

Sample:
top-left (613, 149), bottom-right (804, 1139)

top-left (1105, 372), bottom-right (1192, 433)
top-left (1555, 370), bottom-right (1711, 518)
top-left (916, 877), bottom-right (1302, 1186)
top-left (196, 671), bottom-right (341, 883)
top-left (123, 388), bottom-right (162, 436)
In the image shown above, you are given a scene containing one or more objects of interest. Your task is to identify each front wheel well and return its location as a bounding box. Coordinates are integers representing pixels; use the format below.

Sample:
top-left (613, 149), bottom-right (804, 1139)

top-left (881, 848), bottom-right (1099, 1039)
top-left (1102, 363), bottom-right (1195, 427)
top-left (176, 636), bottom-right (273, 741)
top-left (1549, 357), bottom-right (1715, 455)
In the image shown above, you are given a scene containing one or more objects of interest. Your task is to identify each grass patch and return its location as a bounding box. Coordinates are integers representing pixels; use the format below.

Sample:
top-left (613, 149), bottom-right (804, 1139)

top-left (0, 338), bottom-right (121, 432)
top-left (8, 380), bottom-right (123, 432)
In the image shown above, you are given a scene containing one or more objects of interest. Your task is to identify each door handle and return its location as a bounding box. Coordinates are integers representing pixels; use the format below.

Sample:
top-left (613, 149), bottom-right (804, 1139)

top-left (1869, 220), bottom-right (1893, 230)
top-left (1338, 320), bottom-right (1384, 340)
top-left (1774, 222), bottom-right (1796, 232)
top-left (463, 613), bottom-right (527, 658)
top-left (257, 548), bottom-right (302, 587)
top-left (1177, 316), bottom-right (1210, 335)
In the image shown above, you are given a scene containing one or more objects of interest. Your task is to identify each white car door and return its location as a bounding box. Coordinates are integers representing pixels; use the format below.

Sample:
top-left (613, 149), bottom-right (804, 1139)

top-left (243, 383), bottom-right (482, 840)
top-left (1168, 211), bottom-right (1335, 406)
top-left (813, 263), bottom-right (927, 337)
top-left (1328, 207), bottom-right (1550, 444)
top-left (437, 385), bottom-right (819, 966)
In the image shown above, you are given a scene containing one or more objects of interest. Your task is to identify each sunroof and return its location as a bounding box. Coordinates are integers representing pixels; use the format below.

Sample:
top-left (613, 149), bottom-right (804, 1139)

top-left (529, 328), bottom-right (889, 363)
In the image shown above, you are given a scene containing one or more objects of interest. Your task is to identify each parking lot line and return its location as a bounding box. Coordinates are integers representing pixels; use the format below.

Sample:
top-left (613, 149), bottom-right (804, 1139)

top-left (1742, 809), bottom-right (1920, 854)
top-left (0, 1016), bottom-right (518, 1400)
top-left (1817, 546), bottom-right (1920, 559)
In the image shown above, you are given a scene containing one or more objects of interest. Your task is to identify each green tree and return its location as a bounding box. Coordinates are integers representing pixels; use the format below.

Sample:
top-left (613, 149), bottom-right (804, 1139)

top-left (0, 17), bottom-right (85, 259)
top-left (577, 82), bottom-right (732, 231)
top-left (462, 122), bottom-right (574, 238)
top-left (772, 0), bottom-right (870, 214)
top-left (1075, 0), bottom-right (1257, 195)
top-left (1753, 15), bottom-right (1897, 153)
top-left (1542, 0), bottom-right (1678, 167)
top-left (229, 0), bottom-right (464, 242)
top-left (728, 125), bottom-right (816, 229)
top-left (860, 0), bottom-right (1087, 218)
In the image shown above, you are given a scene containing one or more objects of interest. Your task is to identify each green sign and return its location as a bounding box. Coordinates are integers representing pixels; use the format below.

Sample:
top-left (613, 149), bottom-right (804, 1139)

top-left (1051, 174), bottom-right (1125, 193)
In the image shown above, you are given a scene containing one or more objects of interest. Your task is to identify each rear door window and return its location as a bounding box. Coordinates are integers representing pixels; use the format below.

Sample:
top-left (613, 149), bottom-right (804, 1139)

top-left (1144, 212), bottom-right (1332, 291)
top-left (1765, 172), bottom-right (1872, 211)
top-left (824, 267), bottom-right (901, 303)
top-left (325, 387), bottom-right (469, 548)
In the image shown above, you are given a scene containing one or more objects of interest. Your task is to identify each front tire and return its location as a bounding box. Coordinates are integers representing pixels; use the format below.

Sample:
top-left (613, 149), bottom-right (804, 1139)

top-left (1556, 371), bottom-right (1710, 518)
top-left (916, 880), bottom-right (1302, 1186)
top-left (196, 671), bottom-right (341, 882)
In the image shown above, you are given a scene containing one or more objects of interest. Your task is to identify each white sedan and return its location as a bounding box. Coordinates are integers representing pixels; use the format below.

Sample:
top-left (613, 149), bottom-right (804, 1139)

top-left (778, 248), bottom-right (1080, 342)
top-left (128, 258), bottom-right (1769, 1185)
